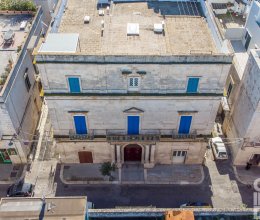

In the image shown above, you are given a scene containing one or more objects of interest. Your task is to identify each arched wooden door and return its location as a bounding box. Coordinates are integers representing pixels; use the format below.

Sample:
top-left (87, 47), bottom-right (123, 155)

top-left (124, 144), bottom-right (142, 162)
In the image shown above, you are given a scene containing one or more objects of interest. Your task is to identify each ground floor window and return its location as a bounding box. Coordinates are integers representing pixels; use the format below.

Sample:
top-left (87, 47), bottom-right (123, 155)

top-left (172, 150), bottom-right (187, 164)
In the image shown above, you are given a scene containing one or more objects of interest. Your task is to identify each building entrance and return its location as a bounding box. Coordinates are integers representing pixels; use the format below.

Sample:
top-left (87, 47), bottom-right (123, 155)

top-left (124, 144), bottom-right (142, 162)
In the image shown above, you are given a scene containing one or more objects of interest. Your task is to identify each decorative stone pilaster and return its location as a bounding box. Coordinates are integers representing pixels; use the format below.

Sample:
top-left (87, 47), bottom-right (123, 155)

top-left (116, 144), bottom-right (122, 168)
top-left (110, 144), bottom-right (115, 163)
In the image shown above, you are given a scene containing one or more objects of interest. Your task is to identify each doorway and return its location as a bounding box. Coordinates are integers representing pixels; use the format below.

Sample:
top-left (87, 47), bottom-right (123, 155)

top-left (244, 30), bottom-right (251, 50)
top-left (127, 116), bottom-right (140, 135)
top-left (250, 154), bottom-right (260, 166)
top-left (178, 116), bottom-right (192, 134)
top-left (78, 151), bottom-right (93, 163)
top-left (172, 150), bottom-right (187, 163)
top-left (124, 144), bottom-right (142, 162)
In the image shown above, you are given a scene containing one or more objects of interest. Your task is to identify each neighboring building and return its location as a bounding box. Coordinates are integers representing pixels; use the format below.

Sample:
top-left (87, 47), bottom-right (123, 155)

top-left (34, 0), bottom-right (58, 24)
top-left (34, 0), bottom-right (232, 167)
top-left (216, 0), bottom-right (260, 166)
top-left (0, 196), bottom-right (257, 220)
top-left (0, 196), bottom-right (87, 220)
top-left (0, 10), bottom-right (43, 164)
top-left (223, 49), bottom-right (260, 166)
top-left (242, 0), bottom-right (260, 51)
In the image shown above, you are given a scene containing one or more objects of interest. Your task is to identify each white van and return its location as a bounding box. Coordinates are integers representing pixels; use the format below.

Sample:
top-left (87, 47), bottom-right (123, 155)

top-left (209, 137), bottom-right (228, 160)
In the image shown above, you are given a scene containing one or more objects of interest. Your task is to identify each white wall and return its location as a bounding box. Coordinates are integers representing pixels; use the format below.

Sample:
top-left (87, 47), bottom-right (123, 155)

top-left (243, 1), bottom-right (260, 50)
top-left (38, 63), bottom-right (230, 94)
top-left (46, 96), bottom-right (220, 136)
top-left (225, 28), bottom-right (245, 40)
top-left (231, 50), bottom-right (260, 140)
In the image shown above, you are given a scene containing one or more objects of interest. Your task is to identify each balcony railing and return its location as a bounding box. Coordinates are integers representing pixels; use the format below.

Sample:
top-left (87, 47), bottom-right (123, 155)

top-left (172, 130), bottom-right (197, 139)
top-left (69, 129), bottom-right (94, 140)
top-left (107, 134), bottom-right (160, 142)
top-left (106, 129), bottom-right (161, 143)
top-left (65, 129), bottom-right (198, 141)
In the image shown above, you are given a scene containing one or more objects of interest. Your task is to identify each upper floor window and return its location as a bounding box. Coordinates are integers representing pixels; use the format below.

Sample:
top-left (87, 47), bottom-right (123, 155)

top-left (226, 82), bottom-right (233, 98)
top-left (186, 77), bottom-right (199, 93)
top-left (24, 70), bottom-right (31, 92)
top-left (68, 77), bottom-right (81, 93)
top-left (128, 77), bottom-right (140, 91)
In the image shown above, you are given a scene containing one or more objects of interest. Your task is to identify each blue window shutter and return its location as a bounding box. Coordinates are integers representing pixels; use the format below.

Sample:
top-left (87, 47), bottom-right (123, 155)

top-left (187, 78), bottom-right (199, 93)
top-left (68, 77), bottom-right (81, 93)
top-left (178, 116), bottom-right (192, 134)
top-left (127, 116), bottom-right (140, 135)
top-left (74, 116), bottom-right (87, 134)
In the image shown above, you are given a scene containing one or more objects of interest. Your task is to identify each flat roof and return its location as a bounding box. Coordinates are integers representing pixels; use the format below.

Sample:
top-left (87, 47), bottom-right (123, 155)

top-left (0, 197), bottom-right (87, 218)
top-left (0, 14), bottom-right (33, 92)
top-left (39, 33), bottom-right (79, 53)
top-left (43, 0), bottom-right (218, 55)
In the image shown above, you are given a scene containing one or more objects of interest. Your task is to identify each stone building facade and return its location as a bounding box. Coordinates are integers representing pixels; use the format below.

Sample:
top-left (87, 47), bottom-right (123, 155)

top-left (35, 0), bottom-right (232, 167)
top-left (223, 50), bottom-right (260, 166)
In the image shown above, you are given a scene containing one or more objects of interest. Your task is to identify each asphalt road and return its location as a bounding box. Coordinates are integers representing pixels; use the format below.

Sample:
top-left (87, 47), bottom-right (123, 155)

top-left (0, 184), bottom-right (9, 199)
top-left (54, 165), bottom-right (254, 209)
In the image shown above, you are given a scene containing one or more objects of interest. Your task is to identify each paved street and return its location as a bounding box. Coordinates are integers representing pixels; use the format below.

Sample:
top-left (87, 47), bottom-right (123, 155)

top-left (54, 164), bottom-right (254, 209)
top-left (0, 185), bottom-right (9, 199)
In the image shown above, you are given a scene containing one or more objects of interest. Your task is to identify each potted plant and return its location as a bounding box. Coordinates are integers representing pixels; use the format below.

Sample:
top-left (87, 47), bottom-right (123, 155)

top-left (99, 162), bottom-right (116, 181)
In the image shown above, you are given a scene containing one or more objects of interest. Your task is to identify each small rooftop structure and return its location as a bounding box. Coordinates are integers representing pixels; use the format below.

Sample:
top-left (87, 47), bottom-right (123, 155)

top-left (0, 196), bottom-right (87, 220)
top-left (37, 0), bottom-right (224, 56)
top-left (39, 33), bottom-right (79, 53)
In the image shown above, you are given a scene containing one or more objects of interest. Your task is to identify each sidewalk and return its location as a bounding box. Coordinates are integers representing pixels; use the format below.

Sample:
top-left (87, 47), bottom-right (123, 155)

top-left (61, 164), bottom-right (120, 184)
top-left (24, 103), bottom-right (58, 197)
top-left (60, 163), bottom-right (204, 185)
top-left (0, 164), bottom-right (26, 184)
top-left (234, 165), bottom-right (260, 186)
top-left (205, 149), bottom-right (244, 209)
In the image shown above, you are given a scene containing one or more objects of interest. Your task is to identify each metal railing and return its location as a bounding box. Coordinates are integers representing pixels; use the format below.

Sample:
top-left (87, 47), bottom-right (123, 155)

top-left (172, 130), bottom-right (197, 139)
top-left (63, 129), bottom-right (198, 141)
top-left (69, 129), bottom-right (94, 140)
top-left (107, 134), bottom-right (160, 142)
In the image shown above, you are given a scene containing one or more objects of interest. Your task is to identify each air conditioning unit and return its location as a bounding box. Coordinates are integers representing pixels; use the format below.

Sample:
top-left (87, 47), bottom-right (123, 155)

top-left (84, 16), bottom-right (90, 23)
top-left (99, 10), bottom-right (104, 16)
top-left (154, 22), bottom-right (164, 33)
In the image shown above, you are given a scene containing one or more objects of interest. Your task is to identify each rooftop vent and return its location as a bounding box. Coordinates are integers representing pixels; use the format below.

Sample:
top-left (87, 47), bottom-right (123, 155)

top-left (127, 23), bottom-right (139, 36)
top-left (84, 16), bottom-right (90, 23)
top-left (99, 9), bottom-right (104, 16)
top-left (154, 21), bottom-right (165, 34)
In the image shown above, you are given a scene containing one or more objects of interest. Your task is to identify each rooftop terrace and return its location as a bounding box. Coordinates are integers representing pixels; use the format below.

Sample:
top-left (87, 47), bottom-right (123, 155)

top-left (0, 14), bottom-right (33, 91)
top-left (40, 0), bottom-right (221, 56)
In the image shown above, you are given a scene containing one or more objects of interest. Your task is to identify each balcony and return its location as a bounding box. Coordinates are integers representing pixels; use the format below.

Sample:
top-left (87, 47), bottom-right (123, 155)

top-left (64, 129), bottom-right (198, 141)
top-left (69, 129), bottom-right (94, 140)
top-left (106, 129), bottom-right (161, 143)
top-left (172, 129), bottom-right (197, 139)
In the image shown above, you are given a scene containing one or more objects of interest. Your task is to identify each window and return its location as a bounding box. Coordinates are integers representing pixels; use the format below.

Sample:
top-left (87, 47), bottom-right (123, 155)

top-left (226, 82), bottom-right (233, 98)
top-left (172, 150), bottom-right (187, 163)
top-left (128, 77), bottom-right (140, 91)
top-left (186, 77), bottom-right (199, 93)
top-left (68, 77), bottom-right (81, 93)
top-left (24, 71), bottom-right (31, 92)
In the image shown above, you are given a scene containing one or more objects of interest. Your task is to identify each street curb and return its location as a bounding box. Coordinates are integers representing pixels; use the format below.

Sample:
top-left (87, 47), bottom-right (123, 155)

top-left (59, 164), bottom-right (205, 185)
top-left (233, 166), bottom-right (251, 186)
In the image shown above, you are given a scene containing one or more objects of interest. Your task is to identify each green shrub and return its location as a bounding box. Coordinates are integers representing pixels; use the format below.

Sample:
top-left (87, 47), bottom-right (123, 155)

top-left (0, 0), bottom-right (36, 11)
top-left (99, 162), bottom-right (116, 177)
